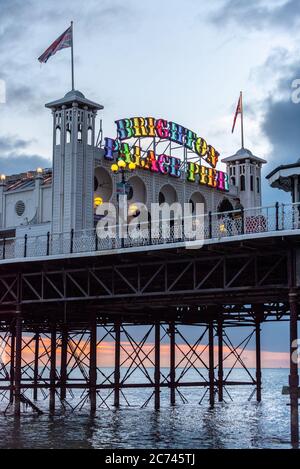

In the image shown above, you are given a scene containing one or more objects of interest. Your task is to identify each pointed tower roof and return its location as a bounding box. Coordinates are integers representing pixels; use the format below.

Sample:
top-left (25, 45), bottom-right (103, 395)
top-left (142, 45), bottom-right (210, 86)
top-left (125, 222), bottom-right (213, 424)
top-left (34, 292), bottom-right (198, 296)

top-left (222, 148), bottom-right (267, 165)
top-left (45, 90), bottom-right (104, 111)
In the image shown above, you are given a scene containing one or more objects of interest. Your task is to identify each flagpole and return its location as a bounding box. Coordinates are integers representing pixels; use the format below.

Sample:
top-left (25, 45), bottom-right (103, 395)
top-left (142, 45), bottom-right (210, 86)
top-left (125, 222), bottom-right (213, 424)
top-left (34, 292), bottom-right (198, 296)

top-left (71, 21), bottom-right (75, 90)
top-left (240, 91), bottom-right (244, 149)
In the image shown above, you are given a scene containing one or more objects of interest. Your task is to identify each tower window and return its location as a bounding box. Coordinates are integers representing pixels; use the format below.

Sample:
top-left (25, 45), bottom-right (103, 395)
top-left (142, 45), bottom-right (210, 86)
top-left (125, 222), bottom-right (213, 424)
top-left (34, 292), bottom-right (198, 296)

top-left (56, 127), bottom-right (61, 145)
top-left (250, 175), bottom-right (254, 191)
top-left (78, 124), bottom-right (82, 143)
top-left (88, 127), bottom-right (93, 146)
top-left (231, 177), bottom-right (236, 186)
top-left (240, 175), bottom-right (245, 191)
top-left (257, 177), bottom-right (260, 193)
top-left (66, 129), bottom-right (71, 143)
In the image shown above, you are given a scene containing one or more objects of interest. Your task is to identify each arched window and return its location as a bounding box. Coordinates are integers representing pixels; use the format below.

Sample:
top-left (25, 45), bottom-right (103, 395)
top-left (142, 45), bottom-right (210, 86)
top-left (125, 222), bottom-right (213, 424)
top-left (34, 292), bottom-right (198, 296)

top-left (88, 127), bottom-right (93, 146)
top-left (78, 124), bottom-right (82, 143)
top-left (240, 175), bottom-right (245, 191)
top-left (250, 175), bottom-right (254, 191)
top-left (56, 127), bottom-right (61, 145)
top-left (66, 124), bottom-right (71, 144)
top-left (257, 177), bottom-right (260, 193)
top-left (231, 177), bottom-right (236, 186)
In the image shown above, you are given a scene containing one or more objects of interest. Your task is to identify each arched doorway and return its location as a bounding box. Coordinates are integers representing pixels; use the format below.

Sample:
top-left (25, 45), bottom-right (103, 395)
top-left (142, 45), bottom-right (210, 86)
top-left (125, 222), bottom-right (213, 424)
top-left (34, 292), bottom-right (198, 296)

top-left (94, 167), bottom-right (113, 204)
top-left (158, 184), bottom-right (178, 205)
top-left (189, 192), bottom-right (206, 214)
top-left (218, 198), bottom-right (234, 213)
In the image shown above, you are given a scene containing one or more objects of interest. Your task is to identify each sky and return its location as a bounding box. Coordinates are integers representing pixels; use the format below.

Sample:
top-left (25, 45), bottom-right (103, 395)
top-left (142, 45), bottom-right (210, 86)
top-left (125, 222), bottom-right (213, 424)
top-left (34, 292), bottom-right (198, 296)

top-left (0, 0), bottom-right (299, 362)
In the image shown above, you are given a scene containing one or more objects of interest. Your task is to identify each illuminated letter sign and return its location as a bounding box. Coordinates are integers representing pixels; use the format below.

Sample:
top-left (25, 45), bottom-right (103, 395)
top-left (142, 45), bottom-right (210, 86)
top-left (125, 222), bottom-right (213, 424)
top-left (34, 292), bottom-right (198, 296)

top-left (104, 117), bottom-right (229, 192)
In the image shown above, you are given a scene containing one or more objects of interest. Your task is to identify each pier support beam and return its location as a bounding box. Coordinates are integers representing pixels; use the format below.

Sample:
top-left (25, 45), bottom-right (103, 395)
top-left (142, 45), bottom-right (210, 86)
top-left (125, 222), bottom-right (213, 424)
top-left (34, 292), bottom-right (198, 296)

top-left (14, 310), bottom-right (22, 416)
top-left (218, 319), bottom-right (223, 402)
top-left (33, 331), bottom-right (39, 401)
top-left (49, 322), bottom-right (56, 414)
top-left (9, 324), bottom-right (15, 404)
top-left (114, 322), bottom-right (121, 408)
top-left (255, 319), bottom-right (262, 402)
top-left (289, 291), bottom-right (299, 447)
top-left (154, 322), bottom-right (160, 410)
top-left (60, 325), bottom-right (68, 401)
top-left (209, 321), bottom-right (215, 407)
top-left (169, 322), bottom-right (176, 406)
top-left (89, 314), bottom-right (97, 413)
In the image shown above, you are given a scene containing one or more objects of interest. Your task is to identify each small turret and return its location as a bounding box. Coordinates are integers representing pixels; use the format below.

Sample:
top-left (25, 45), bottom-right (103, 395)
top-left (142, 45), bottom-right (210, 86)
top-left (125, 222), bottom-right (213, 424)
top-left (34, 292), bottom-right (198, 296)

top-left (222, 148), bottom-right (266, 209)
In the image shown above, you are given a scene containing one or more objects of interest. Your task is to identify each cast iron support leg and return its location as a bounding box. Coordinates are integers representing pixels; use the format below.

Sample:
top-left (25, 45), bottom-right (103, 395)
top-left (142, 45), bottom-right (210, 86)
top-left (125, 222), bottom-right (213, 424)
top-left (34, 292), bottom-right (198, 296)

top-left (154, 322), bottom-right (160, 410)
top-left (49, 322), bottom-right (56, 414)
top-left (209, 322), bottom-right (215, 408)
top-left (114, 322), bottom-right (121, 408)
top-left (60, 325), bottom-right (68, 401)
top-left (255, 320), bottom-right (262, 402)
top-left (9, 324), bottom-right (15, 404)
top-left (169, 322), bottom-right (176, 406)
top-left (218, 320), bottom-right (223, 402)
top-left (90, 315), bottom-right (97, 414)
top-left (14, 311), bottom-right (22, 416)
top-left (289, 291), bottom-right (299, 447)
top-left (33, 330), bottom-right (39, 401)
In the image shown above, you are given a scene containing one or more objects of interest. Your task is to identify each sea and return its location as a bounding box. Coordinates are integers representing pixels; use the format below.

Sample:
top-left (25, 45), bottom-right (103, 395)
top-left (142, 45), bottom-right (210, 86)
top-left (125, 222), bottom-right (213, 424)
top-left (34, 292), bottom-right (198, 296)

top-left (0, 368), bottom-right (293, 449)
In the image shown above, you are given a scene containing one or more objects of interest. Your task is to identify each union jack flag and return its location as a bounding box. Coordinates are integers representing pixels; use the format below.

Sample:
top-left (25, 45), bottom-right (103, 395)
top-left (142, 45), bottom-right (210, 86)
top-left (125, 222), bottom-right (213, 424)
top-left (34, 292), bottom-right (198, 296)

top-left (38, 26), bottom-right (72, 63)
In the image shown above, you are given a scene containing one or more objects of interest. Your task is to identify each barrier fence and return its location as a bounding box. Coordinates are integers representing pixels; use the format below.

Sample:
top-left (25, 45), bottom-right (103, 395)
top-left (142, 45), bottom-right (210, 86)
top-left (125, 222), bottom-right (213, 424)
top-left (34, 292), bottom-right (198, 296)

top-left (0, 202), bottom-right (299, 261)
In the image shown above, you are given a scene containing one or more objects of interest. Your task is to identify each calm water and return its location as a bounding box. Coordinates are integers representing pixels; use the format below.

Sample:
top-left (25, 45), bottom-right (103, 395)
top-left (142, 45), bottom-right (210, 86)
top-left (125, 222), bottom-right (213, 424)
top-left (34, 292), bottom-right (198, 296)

top-left (0, 369), bottom-right (292, 449)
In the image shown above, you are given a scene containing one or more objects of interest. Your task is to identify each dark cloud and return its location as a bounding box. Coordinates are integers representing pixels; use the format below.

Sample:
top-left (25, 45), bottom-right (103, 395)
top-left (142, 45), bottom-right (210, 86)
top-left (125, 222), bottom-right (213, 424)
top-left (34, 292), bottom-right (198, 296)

top-left (0, 135), bottom-right (31, 153)
top-left (0, 154), bottom-right (51, 174)
top-left (253, 49), bottom-right (300, 163)
top-left (0, 1), bottom-right (136, 112)
top-left (211, 0), bottom-right (300, 31)
top-left (0, 135), bottom-right (50, 174)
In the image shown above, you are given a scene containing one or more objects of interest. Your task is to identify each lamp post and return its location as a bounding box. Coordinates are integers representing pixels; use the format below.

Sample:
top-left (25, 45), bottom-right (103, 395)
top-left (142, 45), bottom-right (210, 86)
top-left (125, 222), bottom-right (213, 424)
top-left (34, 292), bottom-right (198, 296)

top-left (111, 159), bottom-right (136, 247)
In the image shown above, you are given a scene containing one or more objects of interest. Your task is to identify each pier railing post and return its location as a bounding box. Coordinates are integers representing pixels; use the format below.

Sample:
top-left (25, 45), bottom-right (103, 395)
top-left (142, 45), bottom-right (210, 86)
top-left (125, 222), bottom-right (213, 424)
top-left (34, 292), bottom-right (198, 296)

top-left (169, 322), bottom-right (176, 406)
top-left (114, 321), bottom-right (121, 408)
top-left (154, 322), bottom-right (160, 410)
top-left (289, 290), bottom-right (299, 447)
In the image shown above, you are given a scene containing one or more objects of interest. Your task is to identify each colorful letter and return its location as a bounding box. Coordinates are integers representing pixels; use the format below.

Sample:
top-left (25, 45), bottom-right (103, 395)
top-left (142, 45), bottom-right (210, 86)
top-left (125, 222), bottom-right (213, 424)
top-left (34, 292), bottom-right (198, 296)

top-left (158, 155), bottom-right (169, 174)
top-left (169, 157), bottom-right (181, 178)
top-left (132, 117), bottom-right (148, 138)
top-left (206, 145), bottom-right (219, 168)
top-left (186, 162), bottom-right (199, 182)
top-left (115, 119), bottom-right (134, 140)
top-left (156, 119), bottom-right (170, 139)
top-left (104, 137), bottom-right (118, 160)
top-left (169, 122), bottom-right (186, 145)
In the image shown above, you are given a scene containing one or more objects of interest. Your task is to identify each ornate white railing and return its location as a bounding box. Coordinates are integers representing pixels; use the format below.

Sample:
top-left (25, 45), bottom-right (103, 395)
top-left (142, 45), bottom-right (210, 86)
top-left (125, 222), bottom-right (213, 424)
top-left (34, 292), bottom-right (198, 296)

top-left (1, 202), bottom-right (300, 262)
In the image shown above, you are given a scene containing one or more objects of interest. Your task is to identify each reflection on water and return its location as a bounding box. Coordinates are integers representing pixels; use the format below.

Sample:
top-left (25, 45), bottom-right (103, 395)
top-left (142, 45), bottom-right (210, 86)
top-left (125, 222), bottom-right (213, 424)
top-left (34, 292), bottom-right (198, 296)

top-left (0, 369), bottom-right (292, 449)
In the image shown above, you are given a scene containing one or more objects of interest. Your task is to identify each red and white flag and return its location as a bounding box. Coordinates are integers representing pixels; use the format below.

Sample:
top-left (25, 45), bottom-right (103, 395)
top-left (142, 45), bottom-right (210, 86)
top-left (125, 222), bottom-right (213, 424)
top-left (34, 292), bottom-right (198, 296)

top-left (38, 26), bottom-right (72, 63)
top-left (231, 93), bottom-right (243, 133)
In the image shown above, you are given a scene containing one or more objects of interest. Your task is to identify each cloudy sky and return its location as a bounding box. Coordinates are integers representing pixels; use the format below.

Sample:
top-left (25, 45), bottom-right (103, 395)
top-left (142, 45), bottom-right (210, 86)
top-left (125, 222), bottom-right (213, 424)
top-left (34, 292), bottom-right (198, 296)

top-left (0, 0), bottom-right (299, 359)
top-left (1, 0), bottom-right (300, 200)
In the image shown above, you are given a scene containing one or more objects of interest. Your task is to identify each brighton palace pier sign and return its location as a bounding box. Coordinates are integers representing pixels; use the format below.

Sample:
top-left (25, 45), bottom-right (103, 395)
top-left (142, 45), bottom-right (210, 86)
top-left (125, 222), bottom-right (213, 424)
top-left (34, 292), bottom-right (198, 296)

top-left (104, 117), bottom-right (229, 192)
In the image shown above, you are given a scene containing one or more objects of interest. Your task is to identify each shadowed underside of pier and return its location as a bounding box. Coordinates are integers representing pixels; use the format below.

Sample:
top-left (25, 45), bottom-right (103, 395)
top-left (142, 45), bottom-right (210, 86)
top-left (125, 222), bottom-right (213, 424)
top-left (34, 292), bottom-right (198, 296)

top-left (0, 234), bottom-right (299, 446)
